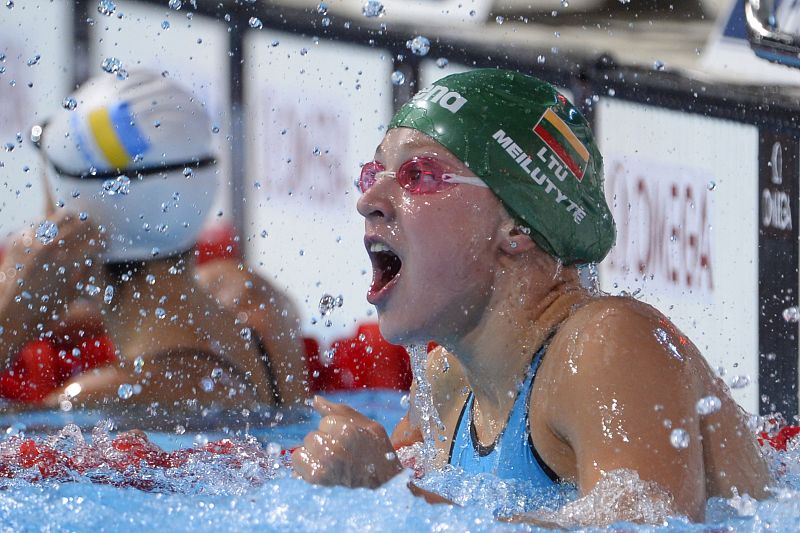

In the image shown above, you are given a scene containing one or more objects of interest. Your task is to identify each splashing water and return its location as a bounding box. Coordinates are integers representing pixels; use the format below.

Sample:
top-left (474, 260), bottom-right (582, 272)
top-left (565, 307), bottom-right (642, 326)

top-left (404, 344), bottom-right (445, 473)
top-left (390, 71), bottom-right (405, 86)
top-left (35, 221), bottom-right (58, 245)
top-left (362, 0), bottom-right (385, 18)
top-left (97, 0), bottom-right (116, 16)
top-left (406, 36), bottom-right (431, 56)
top-left (103, 176), bottom-right (131, 196)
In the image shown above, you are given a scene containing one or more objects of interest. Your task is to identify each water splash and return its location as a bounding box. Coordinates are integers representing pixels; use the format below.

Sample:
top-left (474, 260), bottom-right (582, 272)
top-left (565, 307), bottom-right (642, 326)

top-left (406, 36), bottom-right (430, 56)
top-left (35, 221), bottom-right (58, 245)
top-left (390, 71), bottom-right (405, 86)
top-left (405, 344), bottom-right (445, 473)
top-left (362, 0), bottom-right (385, 18)
top-left (103, 176), bottom-right (131, 196)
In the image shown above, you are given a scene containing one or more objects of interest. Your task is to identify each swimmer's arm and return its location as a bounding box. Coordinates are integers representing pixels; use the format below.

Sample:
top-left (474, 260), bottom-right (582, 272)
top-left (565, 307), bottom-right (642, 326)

top-left (0, 215), bottom-right (101, 366)
top-left (547, 307), bottom-right (706, 523)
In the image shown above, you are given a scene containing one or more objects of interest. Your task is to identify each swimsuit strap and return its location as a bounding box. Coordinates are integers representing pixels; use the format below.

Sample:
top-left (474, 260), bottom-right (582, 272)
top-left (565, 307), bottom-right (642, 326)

top-left (247, 327), bottom-right (283, 406)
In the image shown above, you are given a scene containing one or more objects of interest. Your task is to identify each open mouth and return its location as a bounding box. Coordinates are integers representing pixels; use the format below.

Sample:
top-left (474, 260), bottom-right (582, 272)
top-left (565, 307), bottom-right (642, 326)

top-left (367, 241), bottom-right (402, 302)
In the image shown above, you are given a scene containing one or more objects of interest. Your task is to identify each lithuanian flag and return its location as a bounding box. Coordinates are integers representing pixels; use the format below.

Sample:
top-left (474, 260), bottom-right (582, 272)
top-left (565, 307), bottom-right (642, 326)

top-left (533, 108), bottom-right (590, 181)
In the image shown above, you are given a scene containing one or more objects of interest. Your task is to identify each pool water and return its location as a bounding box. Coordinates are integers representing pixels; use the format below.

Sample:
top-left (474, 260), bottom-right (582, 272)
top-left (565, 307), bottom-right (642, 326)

top-left (1, 390), bottom-right (799, 532)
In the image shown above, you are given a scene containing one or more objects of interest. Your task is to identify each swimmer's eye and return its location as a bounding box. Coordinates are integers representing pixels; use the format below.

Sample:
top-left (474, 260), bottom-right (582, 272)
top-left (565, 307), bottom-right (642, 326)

top-left (358, 161), bottom-right (385, 193)
top-left (396, 157), bottom-right (457, 194)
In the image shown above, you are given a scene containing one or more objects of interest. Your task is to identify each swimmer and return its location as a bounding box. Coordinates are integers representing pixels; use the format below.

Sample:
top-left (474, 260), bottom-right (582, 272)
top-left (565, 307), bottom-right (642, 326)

top-left (293, 69), bottom-right (770, 524)
top-left (0, 70), bottom-right (307, 409)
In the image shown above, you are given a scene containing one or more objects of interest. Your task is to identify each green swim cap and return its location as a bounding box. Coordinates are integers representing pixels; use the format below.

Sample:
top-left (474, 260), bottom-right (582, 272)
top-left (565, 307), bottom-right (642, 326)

top-left (388, 69), bottom-right (615, 264)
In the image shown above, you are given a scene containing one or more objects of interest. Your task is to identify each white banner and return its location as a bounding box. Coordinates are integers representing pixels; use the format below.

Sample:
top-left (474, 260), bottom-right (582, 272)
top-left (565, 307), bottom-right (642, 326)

top-left (244, 31), bottom-right (393, 346)
top-left (597, 99), bottom-right (759, 412)
top-left (0, 2), bottom-right (72, 239)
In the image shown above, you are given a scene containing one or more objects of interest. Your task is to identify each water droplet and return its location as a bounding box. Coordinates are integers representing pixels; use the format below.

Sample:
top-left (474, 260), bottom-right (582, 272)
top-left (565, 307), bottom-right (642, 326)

top-left (495, 15), bottom-right (505, 24)
top-left (695, 395), bottom-right (721, 415)
top-left (133, 356), bottom-right (144, 374)
top-left (468, 9), bottom-right (476, 16)
top-left (168, 0), bottom-right (182, 9)
top-left (537, 55), bottom-right (546, 64)
top-left (299, 48), bottom-right (308, 56)
top-left (249, 17), bottom-right (263, 29)
top-left (435, 57), bottom-right (448, 68)
top-left (155, 307), bottom-right (166, 320)
top-left (35, 221), bottom-right (58, 244)
top-left (406, 35), bottom-right (430, 56)
top-left (103, 285), bottom-right (114, 304)
top-left (653, 60), bottom-right (665, 71)
top-left (101, 57), bottom-right (123, 75)
top-left (390, 70), bottom-right (405, 85)
top-left (3, 142), bottom-right (13, 152)
top-left (670, 428), bottom-right (690, 449)
top-left (318, 293), bottom-right (344, 316)
top-left (561, 0), bottom-right (569, 6)
top-left (211, 367), bottom-right (223, 379)
top-left (707, 181), bottom-right (716, 191)
top-left (182, 167), bottom-right (193, 178)
top-left (608, 88), bottom-right (616, 96)
top-left (5, 1), bottom-right (13, 8)
top-left (321, 17), bottom-right (330, 27)
top-left (62, 97), bottom-right (78, 110)
top-left (71, 190), bottom-right (81, 198)
top-left (97, 0), bottom-right (116, 16)
top-left (79, 212), bottom-right (89, 221)
top-left (730, 375), bottom-right (750, 389)
top-left (240, 328), bottom-right (252, 341)
top-left (362, 0), bottom-right (385, 17)
top-left (102, 175), bottom-right (131, 195)
top-left (175, 424), bottom-right (186, 435)
top-left (161, 20), bottom-right (170, 29)
top-left (783, 306), bottom-right (799, 323)
top-left (117, 383), bottom-right (133, 399)
top-left (316, 2), bottom-right (328, 14)
top-left (145, 274), bottom-right (156, 285)
top-left (200, 377), bottom-right (214, 392)
top-left (26, 54), bottom-right (41, 67)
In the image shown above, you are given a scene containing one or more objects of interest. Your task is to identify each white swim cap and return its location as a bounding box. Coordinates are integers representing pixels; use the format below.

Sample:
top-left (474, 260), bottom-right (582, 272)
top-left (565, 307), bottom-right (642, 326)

top-left (35, 70), bottom-right (217, 263)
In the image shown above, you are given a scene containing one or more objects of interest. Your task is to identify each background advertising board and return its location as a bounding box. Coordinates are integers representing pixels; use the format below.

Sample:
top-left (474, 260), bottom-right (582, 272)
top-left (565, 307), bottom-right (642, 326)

top-left (597, 99), bottom-right (760, 412)
top-left (758, 131), bottom-right (799, 418)
top-left (244, 31), bottom-right (393, 346)
top-left (0, 1), bottom-right (72, 239)
top-left (89, 2), bottom-right (233, 220)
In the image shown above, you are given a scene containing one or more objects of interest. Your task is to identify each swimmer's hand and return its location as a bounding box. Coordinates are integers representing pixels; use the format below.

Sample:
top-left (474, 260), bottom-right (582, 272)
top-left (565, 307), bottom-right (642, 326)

top-left (292, 395), bottom-right (404, 488)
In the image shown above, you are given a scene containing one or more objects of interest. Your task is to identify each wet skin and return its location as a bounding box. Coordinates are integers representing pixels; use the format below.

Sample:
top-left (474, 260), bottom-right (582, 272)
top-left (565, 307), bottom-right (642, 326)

top-left (0, 209), bottom-right (308, 410)
top-left (294, 128), bottom-right (770, 523)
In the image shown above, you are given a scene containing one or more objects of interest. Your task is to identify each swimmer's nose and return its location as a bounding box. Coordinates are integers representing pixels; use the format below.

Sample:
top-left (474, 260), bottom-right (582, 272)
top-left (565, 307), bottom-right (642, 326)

top-left (356, 178), bottom-right (396, 221)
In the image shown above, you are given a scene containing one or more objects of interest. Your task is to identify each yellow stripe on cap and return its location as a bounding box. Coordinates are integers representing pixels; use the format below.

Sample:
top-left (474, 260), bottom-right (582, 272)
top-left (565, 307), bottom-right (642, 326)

top-left (87, 107), bottom-right (130, 169)
top-left (543, 108), bottom-right (590, 163)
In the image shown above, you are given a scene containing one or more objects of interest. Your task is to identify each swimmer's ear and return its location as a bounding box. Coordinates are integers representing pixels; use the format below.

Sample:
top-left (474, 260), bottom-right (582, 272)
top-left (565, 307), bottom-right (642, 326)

top-left (498, 221), bottom-right (535, 255)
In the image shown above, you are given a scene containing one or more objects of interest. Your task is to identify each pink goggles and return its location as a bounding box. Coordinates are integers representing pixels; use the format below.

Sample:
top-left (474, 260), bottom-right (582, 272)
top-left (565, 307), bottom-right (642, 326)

top-left (358, 156), bottom-right (487, 194)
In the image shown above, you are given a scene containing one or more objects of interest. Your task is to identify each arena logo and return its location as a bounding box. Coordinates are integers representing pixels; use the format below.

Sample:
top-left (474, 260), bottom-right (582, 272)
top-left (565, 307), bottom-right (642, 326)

top-left (411, 85), bottom-right (468, 113)
top-left (603, 158), bottom-right (714, 297)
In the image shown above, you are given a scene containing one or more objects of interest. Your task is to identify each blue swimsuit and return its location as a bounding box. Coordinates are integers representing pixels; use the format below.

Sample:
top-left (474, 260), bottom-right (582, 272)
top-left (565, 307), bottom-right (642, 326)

top-left (447, 343), bottom-right (559, 486)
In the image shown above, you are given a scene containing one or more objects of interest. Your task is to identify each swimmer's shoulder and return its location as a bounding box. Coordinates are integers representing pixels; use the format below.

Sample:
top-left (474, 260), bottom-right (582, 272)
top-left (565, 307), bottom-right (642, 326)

top-left (542, 295), bottom-right (695, 411)
top-left (550, 295), bottom-right (685, 358)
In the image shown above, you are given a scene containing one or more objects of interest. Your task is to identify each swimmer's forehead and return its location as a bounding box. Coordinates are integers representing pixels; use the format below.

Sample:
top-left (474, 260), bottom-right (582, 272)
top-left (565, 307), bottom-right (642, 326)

top-left (374, 128), bottom-right (465, 167)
